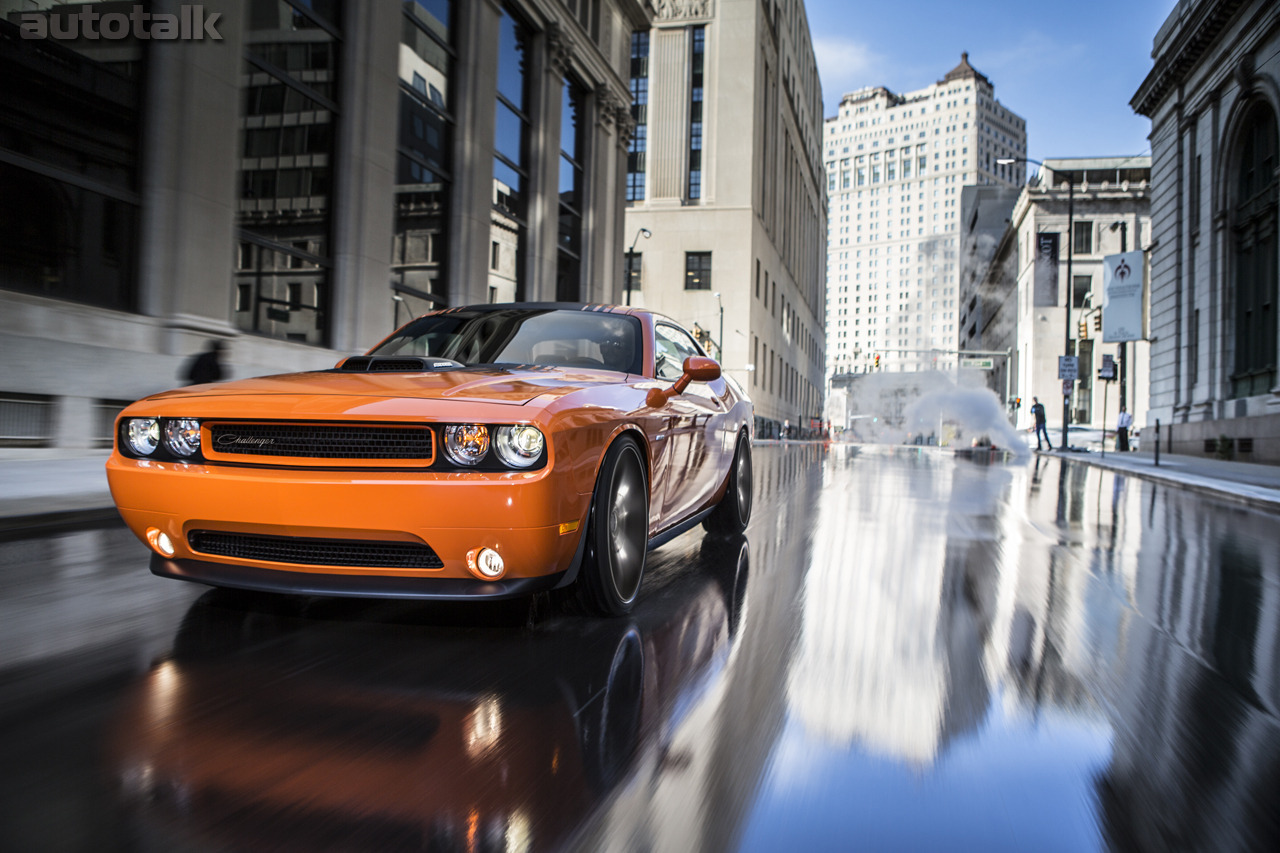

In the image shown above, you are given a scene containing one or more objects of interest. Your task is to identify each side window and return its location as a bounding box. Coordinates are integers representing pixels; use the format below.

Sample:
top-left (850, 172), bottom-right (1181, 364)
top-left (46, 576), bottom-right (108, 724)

top-left (654, 323), bottom-right (702, 381)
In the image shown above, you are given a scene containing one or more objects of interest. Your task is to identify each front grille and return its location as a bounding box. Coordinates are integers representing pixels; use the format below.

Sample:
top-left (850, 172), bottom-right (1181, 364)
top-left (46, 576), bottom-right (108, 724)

top-left (208, 423), bottom-right (433, 459)
top-left (188, 530), bottom-right (444, 569)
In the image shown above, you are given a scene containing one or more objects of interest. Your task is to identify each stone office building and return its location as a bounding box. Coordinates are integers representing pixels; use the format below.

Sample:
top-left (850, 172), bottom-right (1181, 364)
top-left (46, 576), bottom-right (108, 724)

top-left (1132, 0), bottom-right (1280, 462)
top-left (0, 0), bottom-right (647, 449)
top-left (960, 159), bottom-right (1153, 436)
top-left (622, 0), bottom-right (827, 437)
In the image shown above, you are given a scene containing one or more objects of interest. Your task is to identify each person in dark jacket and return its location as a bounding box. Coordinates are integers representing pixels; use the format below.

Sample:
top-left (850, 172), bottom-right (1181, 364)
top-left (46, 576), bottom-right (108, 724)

top-left (1030, 396), bottom-right (1052, 451)
top-left (185, 341), bottom-right (225, 385)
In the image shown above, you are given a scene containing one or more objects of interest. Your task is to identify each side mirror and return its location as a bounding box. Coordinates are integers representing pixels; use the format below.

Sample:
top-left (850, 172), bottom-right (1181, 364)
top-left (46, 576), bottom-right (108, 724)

top-left (646, 356), bottom-right (722, 407)
top-left (683, 356), bottom-right (721, 383)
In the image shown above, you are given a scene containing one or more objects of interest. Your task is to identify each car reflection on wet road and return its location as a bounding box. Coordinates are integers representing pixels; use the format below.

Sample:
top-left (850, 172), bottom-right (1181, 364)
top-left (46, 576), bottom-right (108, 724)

top-left (1, 445), bottom-right (1278, 851)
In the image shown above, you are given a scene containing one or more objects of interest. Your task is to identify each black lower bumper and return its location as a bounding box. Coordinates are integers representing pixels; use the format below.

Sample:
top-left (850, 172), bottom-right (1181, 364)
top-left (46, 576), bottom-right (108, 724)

top-left (150, 554), bottom-right (564, 601)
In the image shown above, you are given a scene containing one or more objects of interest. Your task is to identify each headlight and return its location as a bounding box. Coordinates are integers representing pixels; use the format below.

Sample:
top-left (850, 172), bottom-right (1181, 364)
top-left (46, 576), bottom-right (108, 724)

top-left (494, 425), bottom-right (545, 468)
top-left (163, 418), bottom-right (201, 457)
top-left (125, 418), bottom-right (160, 456)
top-left (443, 424), bottom-right (490, 466)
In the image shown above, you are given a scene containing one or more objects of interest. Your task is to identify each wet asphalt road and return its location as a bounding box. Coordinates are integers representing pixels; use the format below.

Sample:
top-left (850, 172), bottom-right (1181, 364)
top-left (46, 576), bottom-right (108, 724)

top-left (1, 444), bottom-right (1279, 852)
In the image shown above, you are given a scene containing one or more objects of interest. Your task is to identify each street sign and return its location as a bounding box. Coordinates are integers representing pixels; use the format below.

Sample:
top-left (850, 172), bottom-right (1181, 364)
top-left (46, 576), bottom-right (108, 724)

top-left (1058, 356), bottom-right (1078, 380)
top-left (960, 357), bottom-right (995, 370)
top-left (1099, 354), bottom-right (1116, 380)
top-left (1062, 379), bottom-right (1074, 398)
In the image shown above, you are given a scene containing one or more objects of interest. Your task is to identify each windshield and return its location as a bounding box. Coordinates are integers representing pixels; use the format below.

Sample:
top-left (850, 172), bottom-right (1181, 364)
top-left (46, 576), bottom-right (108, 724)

top-left (370, 309), bottom-right (645, 374)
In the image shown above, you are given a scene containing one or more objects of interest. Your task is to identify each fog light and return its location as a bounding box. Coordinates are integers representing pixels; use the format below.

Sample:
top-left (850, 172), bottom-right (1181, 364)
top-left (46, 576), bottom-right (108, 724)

top-left (466, 547), bottom-right (505, 580)
top-left (146, 527), bottom-right (175, 557)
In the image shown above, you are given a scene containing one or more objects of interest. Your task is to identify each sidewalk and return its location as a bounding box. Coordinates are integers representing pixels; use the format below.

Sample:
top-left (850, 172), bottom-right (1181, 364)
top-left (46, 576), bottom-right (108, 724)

top-left (0, 451), bottom-right (117, 534)
top-left (2, 443), bottom-right (1279, 536)
top-left (1045, 447), bottom-right (1280, 513)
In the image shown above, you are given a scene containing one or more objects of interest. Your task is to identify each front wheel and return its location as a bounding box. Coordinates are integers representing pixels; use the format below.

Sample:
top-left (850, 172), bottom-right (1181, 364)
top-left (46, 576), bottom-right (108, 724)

top-left (574, 437), bottom-right (649, 616)
top-left (704, 432), bottom-right (753, 535)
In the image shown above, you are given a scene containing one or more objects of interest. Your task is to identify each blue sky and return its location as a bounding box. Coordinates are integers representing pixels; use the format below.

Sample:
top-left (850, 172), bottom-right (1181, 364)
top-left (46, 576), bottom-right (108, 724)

top-left (804, 0), bottom-right (1177, 162)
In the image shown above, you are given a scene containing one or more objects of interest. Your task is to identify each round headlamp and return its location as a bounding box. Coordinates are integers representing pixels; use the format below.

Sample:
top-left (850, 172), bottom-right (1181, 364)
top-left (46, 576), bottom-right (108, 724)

top-left (443, 424), bottom-right (490, 466)
top-left (163, 418), bottom-right (201, 457)
top-left (494, 425), bottom-right (545, 469)
top-left (125, 418), bottom-right (160, 456)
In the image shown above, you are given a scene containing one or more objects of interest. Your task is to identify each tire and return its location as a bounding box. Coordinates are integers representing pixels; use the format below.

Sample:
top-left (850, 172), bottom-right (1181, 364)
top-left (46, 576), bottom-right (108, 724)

top-left (704, 431), bottom-right (753, 535)
top-left (575, 437), bottom-right (650, 616)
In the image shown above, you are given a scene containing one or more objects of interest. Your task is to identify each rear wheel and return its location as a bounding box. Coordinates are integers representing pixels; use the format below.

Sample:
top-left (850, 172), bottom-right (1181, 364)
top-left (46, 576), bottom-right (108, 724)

top-left (704, 431), bottom-right (753, 535)
top-left (575, 437), bottom-right (649, 616)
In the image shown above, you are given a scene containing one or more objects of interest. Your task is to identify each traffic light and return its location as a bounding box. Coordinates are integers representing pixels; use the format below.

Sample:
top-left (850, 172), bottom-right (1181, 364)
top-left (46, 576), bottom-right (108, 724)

top-left (1093, 312), bottom-right (1102, 332)
top-left (874, 353), bottom-right (880, 369)
top-left (1013, 397), bottom-right (1022, 409)
top-left (1078, 320), bottom-right (1089, 340)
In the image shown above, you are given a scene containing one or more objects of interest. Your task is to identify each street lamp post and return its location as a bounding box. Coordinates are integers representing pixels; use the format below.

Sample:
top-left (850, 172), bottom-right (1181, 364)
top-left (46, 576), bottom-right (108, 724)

top-left (1000, 156), bottom-right (1074, 451)
top-left (624, 227), bottom-right (651, 306)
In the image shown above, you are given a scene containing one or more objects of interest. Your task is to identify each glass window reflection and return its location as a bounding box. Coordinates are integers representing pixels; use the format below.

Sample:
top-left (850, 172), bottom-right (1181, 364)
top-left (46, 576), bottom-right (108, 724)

top-left (235, 0), bottom-right (341, 345)
top-left (491, 6), bottom-right (531, 302)
top-left (394, 0), bottom-right (454, 310)
top-left (557, 78), bottom-right (586, 301)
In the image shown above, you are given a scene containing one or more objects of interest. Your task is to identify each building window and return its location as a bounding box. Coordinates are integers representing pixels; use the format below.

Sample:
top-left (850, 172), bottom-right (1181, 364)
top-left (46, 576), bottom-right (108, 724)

top-left (556, 76), bottom-right (587, 301)
top-left (492, 5), bottom-right (532, 300)
top-left (627, 31), bottom-right (649, 202)
top-left (1072, 275), bottom-right (1091, 309)
top-left (394, 0), bottom-right (454, 311)
top-left (235, 0), bottom-right (342, 344)
top-left (1072, 220), bottom-right (1093, 255)
top-left (491, 241), bottom-right (500, 270)
top-left (685, 252), bottom-right (711, 290)
top-left (687, 26), bottom-right (705, 200)
top-left (0, 17), bottom-right (144, 312)
top-left (1230, 101), bottom-right (1278, 398)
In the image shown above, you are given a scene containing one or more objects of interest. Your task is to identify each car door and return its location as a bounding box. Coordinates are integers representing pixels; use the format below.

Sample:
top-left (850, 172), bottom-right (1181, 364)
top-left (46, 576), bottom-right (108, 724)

top-left (652, 322), bottom-right (729, 526)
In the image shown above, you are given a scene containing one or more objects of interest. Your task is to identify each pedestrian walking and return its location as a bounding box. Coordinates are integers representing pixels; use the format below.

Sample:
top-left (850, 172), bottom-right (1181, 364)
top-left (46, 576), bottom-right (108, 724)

top-left (184, 340), bottom-right (225, 385)
top-left (1116, 405), bottom-right (1133, 452)
top-left (1030, 396), bottom-right (1052, 451)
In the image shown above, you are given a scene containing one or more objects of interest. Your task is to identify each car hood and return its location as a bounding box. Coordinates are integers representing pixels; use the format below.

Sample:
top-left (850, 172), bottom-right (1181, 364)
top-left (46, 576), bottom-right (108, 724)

top-left (146, 366), bottom-right (630, 407)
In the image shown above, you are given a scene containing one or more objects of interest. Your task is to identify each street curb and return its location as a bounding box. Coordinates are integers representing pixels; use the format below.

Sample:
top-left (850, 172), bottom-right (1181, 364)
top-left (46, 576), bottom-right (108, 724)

top-left (0, 507), bottom-right (122, 540)
top-left (1049, 451), bottom-right (1280, 514)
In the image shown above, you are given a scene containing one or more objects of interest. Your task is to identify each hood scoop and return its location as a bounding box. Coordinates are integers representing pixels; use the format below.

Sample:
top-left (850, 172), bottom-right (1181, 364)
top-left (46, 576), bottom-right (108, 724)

top-left (338, 356), bottom-right (466, 373)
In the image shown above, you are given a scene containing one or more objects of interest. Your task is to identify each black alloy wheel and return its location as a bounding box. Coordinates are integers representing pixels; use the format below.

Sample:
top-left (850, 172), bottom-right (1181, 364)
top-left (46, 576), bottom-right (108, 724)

top-left (705, 431), bottom-right (753, 535)
top-left (577, 437), bottom-right (649, 616)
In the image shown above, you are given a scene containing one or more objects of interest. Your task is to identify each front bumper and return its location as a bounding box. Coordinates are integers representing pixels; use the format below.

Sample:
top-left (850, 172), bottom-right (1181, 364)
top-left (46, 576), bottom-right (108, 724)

top-left (151, 555), bottom-right (566, 599)
top-left (107, 455), bottom-right (591, 593)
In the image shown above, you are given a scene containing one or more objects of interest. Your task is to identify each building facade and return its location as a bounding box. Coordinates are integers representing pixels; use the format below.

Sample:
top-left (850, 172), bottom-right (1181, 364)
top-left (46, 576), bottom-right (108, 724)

top-left (622, 0), bottom-right (827, 438)
top-left (1132, 0), bottom-right (1280, 463)
top-left (980, 160), bottom-right (1153, 435)
top-left (0, 0), bottom-right (647, 449)
top-left (823, 54), bottom-right (1026, 382)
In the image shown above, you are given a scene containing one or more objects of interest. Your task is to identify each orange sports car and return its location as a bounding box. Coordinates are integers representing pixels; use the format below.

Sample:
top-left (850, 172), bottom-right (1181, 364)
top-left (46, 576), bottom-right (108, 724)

top-left (106, 303), bottom-right (754, 614)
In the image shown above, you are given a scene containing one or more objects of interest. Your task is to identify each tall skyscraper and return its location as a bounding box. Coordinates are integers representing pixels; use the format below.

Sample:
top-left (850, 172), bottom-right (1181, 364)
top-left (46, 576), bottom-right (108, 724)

top-left (824, 54), bottom-right (1026, 376)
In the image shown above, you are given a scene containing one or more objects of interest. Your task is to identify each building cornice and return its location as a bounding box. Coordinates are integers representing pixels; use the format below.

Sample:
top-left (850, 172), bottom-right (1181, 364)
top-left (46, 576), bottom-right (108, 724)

top-left (1131, 0), bottom-right (1246, 116)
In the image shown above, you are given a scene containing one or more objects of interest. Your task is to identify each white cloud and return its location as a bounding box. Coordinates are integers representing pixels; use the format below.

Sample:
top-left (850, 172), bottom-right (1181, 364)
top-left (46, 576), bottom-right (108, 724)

top-left (813, 35), bottom-right (886, 104)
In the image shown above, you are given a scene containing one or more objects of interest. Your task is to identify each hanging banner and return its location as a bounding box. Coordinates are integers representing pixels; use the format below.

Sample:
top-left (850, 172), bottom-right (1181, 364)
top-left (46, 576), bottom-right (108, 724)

top-left (1033, 232), bottom-right (1060, 306)
top-left (1102, 251), bottom-right (1145, 342)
